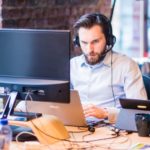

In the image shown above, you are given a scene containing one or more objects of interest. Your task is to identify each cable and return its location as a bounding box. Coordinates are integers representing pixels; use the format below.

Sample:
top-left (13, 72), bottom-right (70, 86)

top-left (91, 136), bottom-right (131, 150)
top-left (82, 132), bottom-right (94, 140)
top-left (110, 0), bottom-right (117, 22)
top-left (110, 51), bottom-right (117, 107)
top-left (26, 110), bottom-right (119, 142)
top-left (24, 91), bottom-right (39, 119)
top-left (15, 131), bottom-right (36, 143)
top-left (28, 121), bottom-right (119, 143)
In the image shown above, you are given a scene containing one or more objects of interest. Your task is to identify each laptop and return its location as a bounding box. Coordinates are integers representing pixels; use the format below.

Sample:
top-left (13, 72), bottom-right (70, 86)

top-left (115, 98), bottom-right (150, 132)
top-left (15, 90), bottom-right (103, 127)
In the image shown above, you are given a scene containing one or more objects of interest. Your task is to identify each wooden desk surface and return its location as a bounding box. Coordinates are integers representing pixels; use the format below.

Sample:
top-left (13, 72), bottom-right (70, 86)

top-left (10, 126), bottom-right (150, 150)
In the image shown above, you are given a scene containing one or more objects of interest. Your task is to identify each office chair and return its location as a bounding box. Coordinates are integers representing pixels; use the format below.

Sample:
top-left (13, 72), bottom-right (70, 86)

top-left (142, 74), bottom-right (150, 100)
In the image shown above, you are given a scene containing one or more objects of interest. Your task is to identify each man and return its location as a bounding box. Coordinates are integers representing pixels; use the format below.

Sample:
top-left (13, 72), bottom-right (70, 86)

top-left (70, 13), bottom-right (147, 123)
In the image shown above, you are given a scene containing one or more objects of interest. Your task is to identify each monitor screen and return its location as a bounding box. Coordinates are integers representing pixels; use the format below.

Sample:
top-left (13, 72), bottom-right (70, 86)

top-left (0, 28), bottom-right (70, 104)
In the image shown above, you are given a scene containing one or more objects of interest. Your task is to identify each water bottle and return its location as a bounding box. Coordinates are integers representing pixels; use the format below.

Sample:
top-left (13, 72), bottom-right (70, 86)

top-left (0, 119), bottom-right (12, 150)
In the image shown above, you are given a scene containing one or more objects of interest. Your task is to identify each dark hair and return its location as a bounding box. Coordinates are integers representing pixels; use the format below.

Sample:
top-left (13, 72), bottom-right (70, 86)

top-left (73, 12), bottom-right (116, 47)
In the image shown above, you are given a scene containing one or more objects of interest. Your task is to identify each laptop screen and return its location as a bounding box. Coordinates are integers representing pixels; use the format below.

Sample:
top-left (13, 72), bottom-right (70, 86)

top-left (119, 98), bottom-right (150, 110)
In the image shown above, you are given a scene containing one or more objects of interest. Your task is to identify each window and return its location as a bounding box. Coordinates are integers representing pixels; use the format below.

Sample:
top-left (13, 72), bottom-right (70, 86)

top-left (147, 0), bottom-right (150, 55)
top-left (111, 0), bottom-right (144, 58)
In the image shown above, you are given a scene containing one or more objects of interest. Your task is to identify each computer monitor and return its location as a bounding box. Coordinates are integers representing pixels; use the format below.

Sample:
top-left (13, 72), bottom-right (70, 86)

top-left (0, 28), bottom-right (70, 118)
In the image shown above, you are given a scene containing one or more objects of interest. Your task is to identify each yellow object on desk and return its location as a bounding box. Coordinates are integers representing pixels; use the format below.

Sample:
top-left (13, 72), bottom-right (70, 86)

top-left (9, 115), bottom-right (70, 145)
top-left (129, 143), bottom-right (150, 150)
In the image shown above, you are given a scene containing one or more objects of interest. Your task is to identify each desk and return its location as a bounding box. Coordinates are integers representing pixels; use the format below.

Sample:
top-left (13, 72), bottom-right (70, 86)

top-left (10, 126), bottom-right (150, 150)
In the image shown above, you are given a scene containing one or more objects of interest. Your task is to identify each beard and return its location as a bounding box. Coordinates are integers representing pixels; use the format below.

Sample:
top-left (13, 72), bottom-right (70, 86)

top-left (84, 51), bottom-right (104, 65)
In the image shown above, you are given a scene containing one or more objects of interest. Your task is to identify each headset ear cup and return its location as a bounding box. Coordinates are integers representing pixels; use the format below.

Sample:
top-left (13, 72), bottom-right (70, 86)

top-left (107, 35), bottom-right (116, 47)
top-left (73, 35), bottom-right (80, 47)
top-left (111, 35), bottom-right (116, 47)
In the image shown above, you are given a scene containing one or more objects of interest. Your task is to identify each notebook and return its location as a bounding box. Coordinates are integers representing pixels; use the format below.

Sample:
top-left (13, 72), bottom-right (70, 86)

top-left (15, 90), bottom-right (103, 127)
top-left (115, 98), bottom-right (150, 132)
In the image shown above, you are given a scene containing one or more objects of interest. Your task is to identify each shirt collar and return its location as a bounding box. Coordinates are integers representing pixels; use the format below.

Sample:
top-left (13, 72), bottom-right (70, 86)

top-left (80, 51), bottom-right (113, 68)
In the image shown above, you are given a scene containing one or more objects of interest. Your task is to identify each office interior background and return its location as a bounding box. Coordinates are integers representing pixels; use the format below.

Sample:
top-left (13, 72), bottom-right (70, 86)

top-left (0, 0), bottom-right (149, 64)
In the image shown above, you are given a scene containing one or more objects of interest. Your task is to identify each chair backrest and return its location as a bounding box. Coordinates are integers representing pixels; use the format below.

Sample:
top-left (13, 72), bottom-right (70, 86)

top-left (141, 62), bottom-right (150, 76)
top-left (142, 74), bottom-right (150, 100)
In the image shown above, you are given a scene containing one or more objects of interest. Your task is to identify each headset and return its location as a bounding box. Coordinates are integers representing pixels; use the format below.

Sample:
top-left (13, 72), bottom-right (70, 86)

top-left (73, 13), bottom-right (116, 52)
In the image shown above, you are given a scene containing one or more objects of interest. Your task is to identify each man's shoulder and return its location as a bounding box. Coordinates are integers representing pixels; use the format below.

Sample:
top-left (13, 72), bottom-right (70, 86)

top-left (113, 51), bottom-right (136, 63)
top-left (112, 51), bottom-right (139, 71)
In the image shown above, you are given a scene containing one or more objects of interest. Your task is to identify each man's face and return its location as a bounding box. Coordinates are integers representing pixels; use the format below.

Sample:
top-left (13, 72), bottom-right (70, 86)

top-left (78, 25), bottom-right (106, 65)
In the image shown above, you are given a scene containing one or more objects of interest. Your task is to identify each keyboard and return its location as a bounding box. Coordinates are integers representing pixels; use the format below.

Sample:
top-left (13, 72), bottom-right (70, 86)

top-left (11, 111), bottom-right (42, 120)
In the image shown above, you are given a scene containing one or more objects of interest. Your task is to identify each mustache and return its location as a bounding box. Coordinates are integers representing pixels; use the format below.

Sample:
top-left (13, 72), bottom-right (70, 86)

top-left (83, 52), bottom-right (97, 56)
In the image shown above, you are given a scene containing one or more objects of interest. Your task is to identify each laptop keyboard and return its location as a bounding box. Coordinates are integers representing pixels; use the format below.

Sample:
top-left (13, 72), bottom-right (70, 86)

top-left (86, 117), bottom-right (105, 126)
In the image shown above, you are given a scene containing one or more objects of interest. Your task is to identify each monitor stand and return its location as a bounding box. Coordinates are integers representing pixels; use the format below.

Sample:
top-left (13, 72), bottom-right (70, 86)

top-left (0, 91), bottom-right (41, 120)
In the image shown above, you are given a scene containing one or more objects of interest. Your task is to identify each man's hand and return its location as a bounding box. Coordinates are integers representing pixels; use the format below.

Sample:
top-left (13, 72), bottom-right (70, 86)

top-left (83, 104), bottom-right (108, 119)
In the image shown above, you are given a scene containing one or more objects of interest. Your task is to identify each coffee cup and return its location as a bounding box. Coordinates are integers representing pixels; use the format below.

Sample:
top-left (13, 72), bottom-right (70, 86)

top-left (135, 113), bottom-right (150, 137)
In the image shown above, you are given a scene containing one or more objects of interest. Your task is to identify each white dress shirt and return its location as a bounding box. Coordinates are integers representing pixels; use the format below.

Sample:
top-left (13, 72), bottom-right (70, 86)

top-left (70, 51), bottom-right (147, 107)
